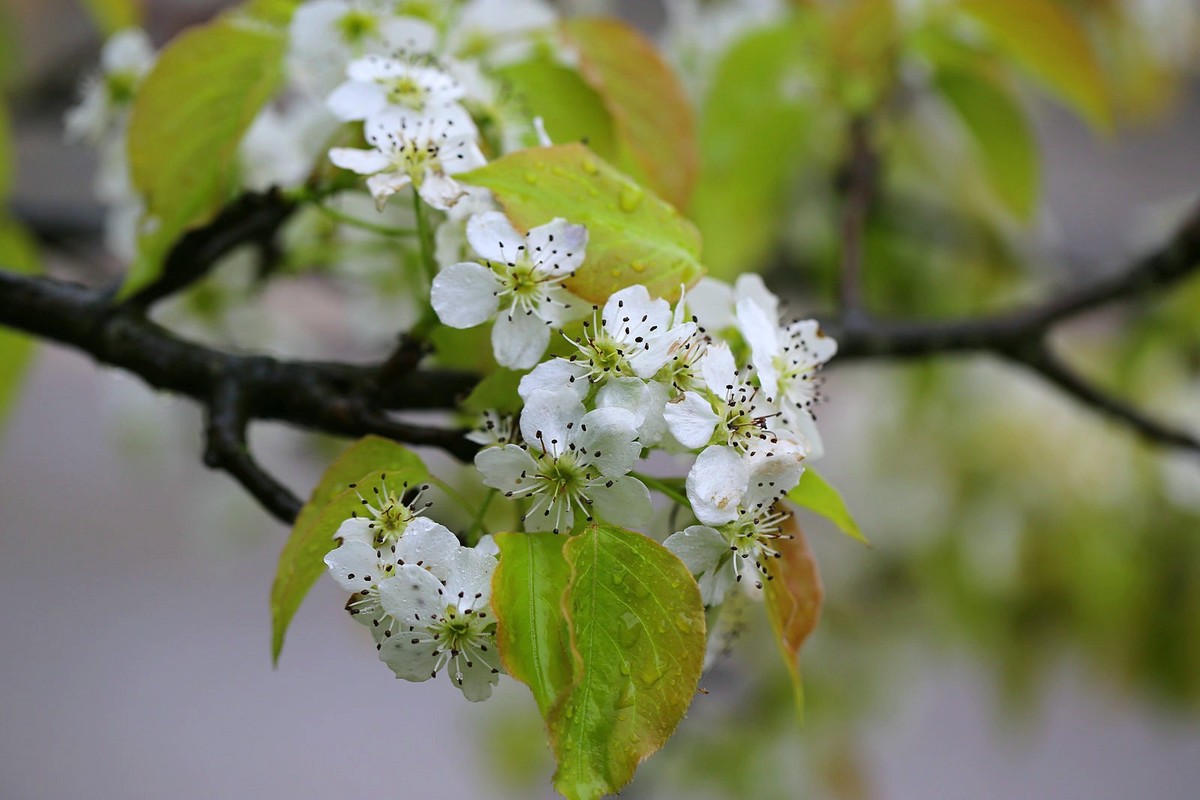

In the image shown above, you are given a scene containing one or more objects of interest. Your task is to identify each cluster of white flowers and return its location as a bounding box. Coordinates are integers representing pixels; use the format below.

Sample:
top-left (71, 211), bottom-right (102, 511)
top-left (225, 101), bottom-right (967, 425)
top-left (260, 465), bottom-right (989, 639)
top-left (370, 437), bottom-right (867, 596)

top-left (468, 272), bottom-right (837, 605)
top-left (323, 477), bottom-right (504, 700)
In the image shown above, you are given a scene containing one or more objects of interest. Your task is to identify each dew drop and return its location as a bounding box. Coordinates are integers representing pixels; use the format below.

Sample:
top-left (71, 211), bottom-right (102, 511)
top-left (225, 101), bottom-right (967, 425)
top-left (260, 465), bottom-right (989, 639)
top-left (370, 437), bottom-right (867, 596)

top-left (618, 185), bottom-right (643, 212)
top-left (582, 158), bottom-right (599, 175)
top-left (523, 171), bottom-right (538, 185)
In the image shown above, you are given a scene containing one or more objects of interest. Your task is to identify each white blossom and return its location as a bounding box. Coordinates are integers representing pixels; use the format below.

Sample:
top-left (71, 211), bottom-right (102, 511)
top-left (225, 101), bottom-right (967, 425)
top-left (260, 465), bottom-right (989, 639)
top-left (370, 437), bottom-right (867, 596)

top-left (65, 28), bottom-right (155, 143)
top-left (448, 0), bottom-right (557, 65)
top-left (431, 211), bottom-right (587, 369)
top-left (376, 535), bottom-right (502, 701)
top-left (329, 107), bottom-right (485, 210)
top-left (289, 0), bottom-right (437, 93)
top-left (466, 410), bottom-right (519, 447)
top-left (736, 298), bottom-right (837, 459)
top-left (327, 55), bottom-right (474, 130)
top-left (684, 273), bottom-right (779, 337)
top-left (665, 441), bottom-right (805, 603)
top-left (474, 389), bottom-right (650, 533)
top-left (563, 284), bottom-right (697, 383)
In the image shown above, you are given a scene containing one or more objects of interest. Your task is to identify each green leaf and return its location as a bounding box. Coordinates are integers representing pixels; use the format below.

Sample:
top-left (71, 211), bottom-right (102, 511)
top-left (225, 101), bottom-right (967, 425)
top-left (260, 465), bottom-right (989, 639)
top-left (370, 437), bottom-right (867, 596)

top-left (124, 15), bottom-right (285, 297)
top-left (787, 468), bottom-right (867, 544)
top-left (270, 436), bottom-right (427, 663)
top-left (459, 143), bottom-right (704, 303)
top-left (80, 0), bottom-right (142, 35)
top-left (463, 368), bottom-right (523, 415)
top-left (496, 59), bottom-right (618, 162)
top-left (563, 18), bottom-right (697, 210)
top-left (691, 18), bottom-right (812, 278)
top-left (936, 68), bottom-right (1039, 219)
top-left (550, 524), bottom-right (706, 800)
top-left (762, 518), bottom-right (823, 714)
top-left (0, 221), bottom-right (41, 432)
top-left (958, 0), bottom-right (1111, 130)
top-left (492, 532), bottom-right (576, 717)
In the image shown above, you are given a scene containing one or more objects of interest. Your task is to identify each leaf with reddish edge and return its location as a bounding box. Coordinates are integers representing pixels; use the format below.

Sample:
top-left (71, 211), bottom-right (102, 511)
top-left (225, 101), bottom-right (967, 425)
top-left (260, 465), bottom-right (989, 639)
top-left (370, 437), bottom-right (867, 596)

top-left (763, 514), bottom-right (824, 715)
top-left (562, 17), bottom-right (698, 210)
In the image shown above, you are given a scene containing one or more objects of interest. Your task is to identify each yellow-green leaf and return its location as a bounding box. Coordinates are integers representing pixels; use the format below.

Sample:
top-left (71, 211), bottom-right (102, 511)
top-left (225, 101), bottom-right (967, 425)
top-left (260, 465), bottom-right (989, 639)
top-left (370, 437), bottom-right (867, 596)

top-left (936, 68), bottom-right (1039, 219)
top-left (787, 468), bottom-right (867, 544)
top-left (124, 16), bottom-right (285, 297)
top-left (270, 436), bottom-right (427, 663)
top-left (562, 17), bottom-right (698, 210)
top-left (550, 524), bottom-right (706, 800)
top-left (958, 0), bottom-right (1111, 130)
top-left (459, 143), bottom-right (704, 303)
top-left (762, 517), bottom-right (823, 714)
top-left (496, 58), bottom-right (618, 162)
top-left (691, 18), bottom-right (813, 278)
top-left (80, 0), bottom-right (142, 35)
top-left (492, 532), bottom-right (576, 717)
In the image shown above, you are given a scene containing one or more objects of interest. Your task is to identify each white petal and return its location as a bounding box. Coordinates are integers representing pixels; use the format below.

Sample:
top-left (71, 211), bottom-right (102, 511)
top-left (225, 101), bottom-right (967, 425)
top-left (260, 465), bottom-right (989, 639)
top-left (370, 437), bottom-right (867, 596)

top-left (379, 16), bottom-right (438, 53)
top-left (332, 516), bottom-right (374, 547)
top-left (700, 342), bottom-right (738, 396)
top-left (431, 262), bottom-right (501, 328)
top-left (366, 172), bottom-right (411, 208)
top-left (527, 217), bottom-right (587, 276)
top-left (378, 630), bottom-right (440, 681)
top-left (474, 535), bottom-right (500, 557)
top-left (418, 170), bottom-right (467, 211)
top-left (734, 273), bottom-right (780, 323)
top-left (466, 210), bottom-right (525, 264)
top-left (492, 308), bottom-right (552, 369)
top-left (576, 406), bottom-right (642, 477)
top-left (587, 475), bottom-right (653, 530)
top-left (519, 389), bottom-right (585, 454)
top-left (788, 319), bottom-right (838, 364)
top-left (475, 444), bottom-right (539, 494)
top-left (596, 378), bottom-right (667, 447)
top-left (787, 407), bottom-right (824, 461)
top-left (664, 525), bottom-right (731, 605)
top-left (326, 80), bottom-right (387, 121)
top-left (378, 565), bottom-right (447, 626)
top-left (687, 445), bottom-right (749, 527)
top-left (324, 539), bottom-right (382, 593)
top-left (448, 547), bottom-right (497, 609)
top-left (394, 518), bottom-right (461, 580)
top-left (737, 297), bottom-right (781, 399)
top-left (440, 137), bottom-right (487, 175)
top-left (518, 358), bottom-right (589, 401)
top-left (452, 646), bottom-right (502, 701)
top-left (328, 146), bottom-right (389, 175)
top-left (686, 277), bottom-right (735, 333)
top-left (630, 320), bottom-right (695, 380)
top-left (663, 391), bottom-right (718, 449)
top-left (744, 441), bottom-right (806, 509)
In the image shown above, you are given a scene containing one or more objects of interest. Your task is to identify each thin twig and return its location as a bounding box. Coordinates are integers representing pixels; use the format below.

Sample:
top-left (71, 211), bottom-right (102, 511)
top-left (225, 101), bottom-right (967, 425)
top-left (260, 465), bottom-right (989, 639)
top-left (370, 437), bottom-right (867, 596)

top-left (836, 116), bottom-right (878, 321)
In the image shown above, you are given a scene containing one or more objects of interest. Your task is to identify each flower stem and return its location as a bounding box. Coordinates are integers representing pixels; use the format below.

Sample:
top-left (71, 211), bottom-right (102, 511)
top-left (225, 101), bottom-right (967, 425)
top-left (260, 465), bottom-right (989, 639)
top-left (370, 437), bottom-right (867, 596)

top-left (466, 488), bottom-right (497, 546)
top-left (632, 471), bottom-right (691, 511)
top-left (411, 188), bottom-right (439, 288)
top-left (313, 202), bottom-right (417, 238)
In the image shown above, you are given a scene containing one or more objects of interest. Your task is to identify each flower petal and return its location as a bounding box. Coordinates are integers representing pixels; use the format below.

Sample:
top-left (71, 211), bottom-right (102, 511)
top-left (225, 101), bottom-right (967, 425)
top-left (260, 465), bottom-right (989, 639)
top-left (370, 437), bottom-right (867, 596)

top-left (447, 546), bottom-right (498, 610)
top-left (736, 297), bottom-right (781, 400)
top-left (699, 342), bottom-right (738, 395)
top-left (378, 629), bottom-right (440, 681)
top-left (520, 388), bottom-right (585, 454)
top-left (378, 564), bottom-right (447, 626)
top-left (324, 539), bottom-right (382, 593)
top-left (588, 475), bottom-right (652, 530)
top-left (328, 146), bottom-right (389, 175)
top-left (431, 261), bottom-right (501, 328)
top-left (394, 517), bottom-right (461, 580)
top-left (664, 525), bottom-right (732, 605)
top-left (492, 308), bottom-right (552, 369)
top-left (475, 444), bottom-right (539, 495)
top-left (663, 391), bottom-right (719, 449)
top-left (686, 445), bottom-right (749, 526)
top-left (576, 406), bottom-right (642, 477)
top-left (466, 210), bottom-right (525, 264)
top-left (527, 217), bottom-right (587, 276)
top-left (744, 440), bottom-right (806, 509)
top-left (326, 80), bottom-right (387, 121)
top-left (518, 358), bottom-right (589, 401)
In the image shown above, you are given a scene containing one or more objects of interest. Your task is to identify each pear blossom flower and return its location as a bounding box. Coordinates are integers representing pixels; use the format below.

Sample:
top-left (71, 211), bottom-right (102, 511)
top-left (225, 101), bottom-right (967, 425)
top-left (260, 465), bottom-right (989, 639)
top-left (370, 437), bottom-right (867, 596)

top-left (466, 410), bottom-right (519, 448)
top-left (376, 535), bottom-right (503, 701)
top-left (685, 273), bottom-right (780, 337)
top-left (448, 0), bottom-right (557, 65)
top-left (431, 211), bottom-right (587, 369)
top-left (289, 0), bottom-right (437, 93)
top-left (65, 28), bottom-right (155, 143)
top-left (665, 442), bottom-right (806, 603)
top-left (326, 55), bottom-right (475, 131)
top-left (474, 389), bottom-right (650, 533)
top-left (663, 342), bottom-right (792, 454)
top-left (737, 298), bottom-right (837, 459)
top-left (329, 107), bottom-right (485, 210)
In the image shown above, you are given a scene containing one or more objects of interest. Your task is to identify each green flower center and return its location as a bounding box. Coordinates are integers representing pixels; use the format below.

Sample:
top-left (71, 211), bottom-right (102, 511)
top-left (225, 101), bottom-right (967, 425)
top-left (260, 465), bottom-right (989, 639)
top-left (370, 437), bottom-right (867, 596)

top-left (384, 76), bottom-right (425, 108)
top-left (338, 10), bottom-right (379, 45)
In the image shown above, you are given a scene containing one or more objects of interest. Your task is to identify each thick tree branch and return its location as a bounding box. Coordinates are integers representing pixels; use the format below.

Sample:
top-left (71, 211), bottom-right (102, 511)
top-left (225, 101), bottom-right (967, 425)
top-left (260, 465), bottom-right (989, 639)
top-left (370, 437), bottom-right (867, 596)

top-left (204, 377), bottom-right (304, 523)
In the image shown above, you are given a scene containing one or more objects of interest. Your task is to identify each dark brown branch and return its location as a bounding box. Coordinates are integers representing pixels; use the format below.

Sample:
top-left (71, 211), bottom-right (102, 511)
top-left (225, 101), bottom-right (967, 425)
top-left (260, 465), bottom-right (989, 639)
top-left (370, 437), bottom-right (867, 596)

top-left (204, 377), bottom-right (304, 523)
top-left (1016, 344), bottom-right (1200, 455)
top-left (836, 116), bottom-right (878, 320)
top-left (0, 270), bottom-right (481, 463)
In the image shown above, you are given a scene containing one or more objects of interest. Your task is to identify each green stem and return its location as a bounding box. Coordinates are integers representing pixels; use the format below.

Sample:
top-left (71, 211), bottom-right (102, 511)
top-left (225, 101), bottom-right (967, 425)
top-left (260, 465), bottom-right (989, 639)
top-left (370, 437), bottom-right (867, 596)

top-left (632, 471), bottom-right (691, 511)
top-left (312, 202), bottom-right (418, 238)
top-left (411, 188), bottom-right (439, 288)
top-left (466, 488), bottom-right (497, 546)
top-left (427, 474), bottom-right (475, 515)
